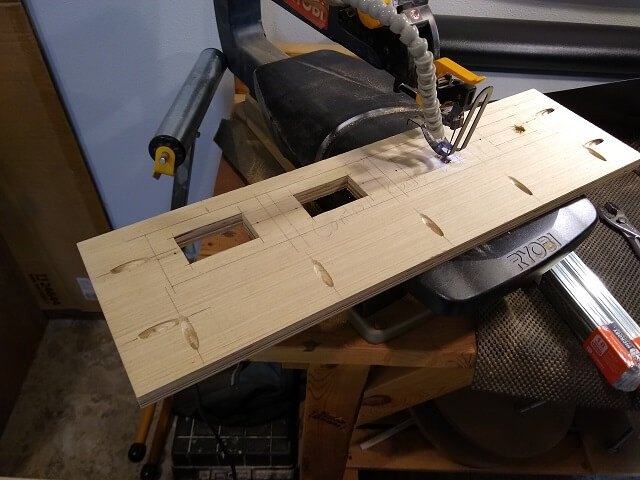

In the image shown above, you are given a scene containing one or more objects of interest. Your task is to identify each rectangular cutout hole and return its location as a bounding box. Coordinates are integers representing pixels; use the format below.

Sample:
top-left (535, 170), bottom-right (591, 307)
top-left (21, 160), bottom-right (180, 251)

top-left (295, 176), bottom-right (367, 217)
top-left (175, 214), bottom-right (256, 262)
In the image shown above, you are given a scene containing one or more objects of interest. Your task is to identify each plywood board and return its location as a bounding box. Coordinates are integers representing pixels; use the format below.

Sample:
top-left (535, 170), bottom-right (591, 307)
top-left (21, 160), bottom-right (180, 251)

top-left (78, 90), bottom-right (640, 405)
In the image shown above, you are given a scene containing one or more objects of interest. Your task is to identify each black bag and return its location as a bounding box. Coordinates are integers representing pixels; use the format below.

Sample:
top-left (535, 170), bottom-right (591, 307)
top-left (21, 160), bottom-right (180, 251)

top-left (173, 362), bottom-right (297, 426)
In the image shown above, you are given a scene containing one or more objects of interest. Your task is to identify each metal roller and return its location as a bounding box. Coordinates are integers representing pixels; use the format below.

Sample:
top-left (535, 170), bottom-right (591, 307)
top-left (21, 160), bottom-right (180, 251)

top-left (149, 48), bottom-right (227, 178)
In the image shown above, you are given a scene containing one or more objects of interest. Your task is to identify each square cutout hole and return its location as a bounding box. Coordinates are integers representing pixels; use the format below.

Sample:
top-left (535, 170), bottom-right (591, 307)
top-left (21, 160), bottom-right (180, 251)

top-left (295, 176), bottom-right (366, 217)
top-left (175, 214), bottom-right (256, 262)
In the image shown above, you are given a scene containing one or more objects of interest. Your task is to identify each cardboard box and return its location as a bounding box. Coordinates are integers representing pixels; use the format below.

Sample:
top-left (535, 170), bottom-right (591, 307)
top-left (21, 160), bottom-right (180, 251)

top-left (0, 2), bottom-right (110, 312)
top-left (0, 231), bottom-right (45, 431)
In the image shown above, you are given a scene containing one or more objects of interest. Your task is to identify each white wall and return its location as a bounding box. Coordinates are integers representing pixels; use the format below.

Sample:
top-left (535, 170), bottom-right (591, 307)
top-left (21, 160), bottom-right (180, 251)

top-left (26, 1), bottom-right (234, 228)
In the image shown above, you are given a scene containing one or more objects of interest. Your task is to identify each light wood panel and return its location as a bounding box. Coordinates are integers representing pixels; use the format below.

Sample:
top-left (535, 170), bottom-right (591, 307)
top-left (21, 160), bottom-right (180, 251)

top-left (78, 90), bottom-right (640, 405)
top-left (205, 159), bottom-right (477, 371)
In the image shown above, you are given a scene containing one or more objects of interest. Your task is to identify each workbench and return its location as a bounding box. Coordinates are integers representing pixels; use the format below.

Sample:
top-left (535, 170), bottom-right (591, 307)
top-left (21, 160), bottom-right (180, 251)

top-left (253, 306), bottom-right (640, 479)
top-left (254, 309), bottom-right (476, 479)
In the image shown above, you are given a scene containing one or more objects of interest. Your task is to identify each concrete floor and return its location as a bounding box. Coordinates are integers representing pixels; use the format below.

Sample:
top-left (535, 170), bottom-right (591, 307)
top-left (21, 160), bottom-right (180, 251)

top-left (0, 319), bottom-right (172, 480)
top-left (1, 319), bottom-right (637, 480)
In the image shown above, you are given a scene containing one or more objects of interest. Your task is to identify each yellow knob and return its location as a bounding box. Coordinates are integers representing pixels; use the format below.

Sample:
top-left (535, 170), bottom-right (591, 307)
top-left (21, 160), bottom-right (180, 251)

top-left (434, 58), bottom-right (486, 85)
top-left (152, 146), bottom-right (176, 178)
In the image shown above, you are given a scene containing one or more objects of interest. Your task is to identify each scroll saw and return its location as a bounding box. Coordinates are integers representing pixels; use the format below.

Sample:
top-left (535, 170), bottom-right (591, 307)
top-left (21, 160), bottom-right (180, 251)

top-left (146, 0), bottom-right (635, 351)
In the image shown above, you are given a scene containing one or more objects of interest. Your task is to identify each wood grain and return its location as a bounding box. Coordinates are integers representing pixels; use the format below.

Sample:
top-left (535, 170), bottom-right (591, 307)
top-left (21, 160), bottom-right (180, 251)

top-left (77, 90), bottom-right (640, 405)
top-left (356, 366), bottom-right (474, 426)
top-left (300, 364), bottom-right (369, 480)
top-left (253, 312), bottom-right (476, 368)
top-left (205, 160), bottom-right (477, 373)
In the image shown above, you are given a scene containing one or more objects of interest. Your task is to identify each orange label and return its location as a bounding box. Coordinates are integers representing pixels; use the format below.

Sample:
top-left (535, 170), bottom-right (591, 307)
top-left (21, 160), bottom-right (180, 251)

top-left (584, 325), bottom-right (637, 385)
top-left (284, 0), bottom-right (329, 29)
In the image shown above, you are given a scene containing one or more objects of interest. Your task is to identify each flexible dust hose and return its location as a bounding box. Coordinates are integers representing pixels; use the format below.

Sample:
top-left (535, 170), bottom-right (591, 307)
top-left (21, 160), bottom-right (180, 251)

top-left (341, 0), bottom-right (450, 155)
